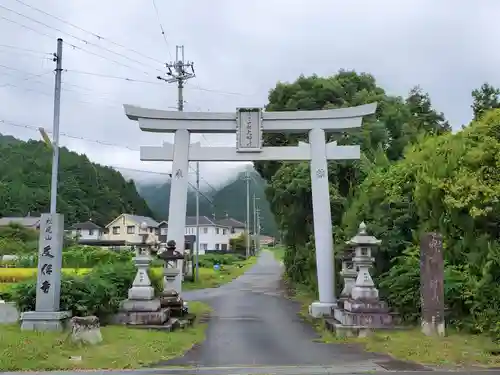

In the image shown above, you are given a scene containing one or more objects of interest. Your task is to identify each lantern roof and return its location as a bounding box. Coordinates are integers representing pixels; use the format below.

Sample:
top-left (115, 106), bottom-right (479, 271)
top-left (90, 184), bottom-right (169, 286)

top-left (346, 222), bottom-right (381, 246)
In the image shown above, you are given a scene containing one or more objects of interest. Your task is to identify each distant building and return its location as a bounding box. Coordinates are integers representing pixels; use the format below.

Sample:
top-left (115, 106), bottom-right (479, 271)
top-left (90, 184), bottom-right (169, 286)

top-left (216, 217), bottom-right (246, 239)
top-left (105, 214), bottom-right (159, 243)
top-left (69, 221), bottom-right (104, 240)
top-left (159, 216), bottom-right (240, 253)
top-left (0, 216), bottom-right (41, 229)
top-left (259, 235), bottom-right (275, 246)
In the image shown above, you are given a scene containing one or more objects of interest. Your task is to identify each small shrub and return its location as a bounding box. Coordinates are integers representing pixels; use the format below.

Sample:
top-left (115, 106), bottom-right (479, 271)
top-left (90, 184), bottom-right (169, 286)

top-left (8, 262), bottom-right (165, 321)
top-left (229, 233), bottom-right (254, 256)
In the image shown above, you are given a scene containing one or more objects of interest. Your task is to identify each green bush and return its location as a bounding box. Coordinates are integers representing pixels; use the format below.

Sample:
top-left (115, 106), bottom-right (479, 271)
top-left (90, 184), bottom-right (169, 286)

top-left (8, 262), bottom-right (163, 322)
top-left (229, 233), bottom-right (254, 256)
top-left (0, 223), bottom-right (38, 243)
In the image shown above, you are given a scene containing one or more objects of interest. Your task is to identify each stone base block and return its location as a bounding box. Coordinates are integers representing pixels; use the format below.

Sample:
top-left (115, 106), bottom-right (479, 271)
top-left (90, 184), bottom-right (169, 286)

top-left (20, 310), bottom-right (72, 331)
top-left (325, 318), bottom-right (410, 338)
top-left (344, 298), bottom-right (389, 313)
top-left (421, 319), bottom-right (446, 336)
top-left (128, 286), bottom-right (155, 300)
top-left (309, 301), bottom-right (337, 318)
top-left (120, 298), bottom-right (161, 312)
top-left (112, 307), bottom-right (169, 326)
top-left (336, 309), bottom-right (394, 327)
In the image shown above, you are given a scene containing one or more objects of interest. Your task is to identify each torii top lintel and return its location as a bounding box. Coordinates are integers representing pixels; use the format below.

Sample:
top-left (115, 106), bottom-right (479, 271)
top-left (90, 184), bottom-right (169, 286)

top-left (123, 103), bottom-right (377, 134)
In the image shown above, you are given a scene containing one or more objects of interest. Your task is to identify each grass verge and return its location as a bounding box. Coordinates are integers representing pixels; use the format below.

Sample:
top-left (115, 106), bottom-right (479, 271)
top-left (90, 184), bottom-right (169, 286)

top-left (283, 274), bottom-right (500, 368)
top-left (0, 301), bottom-right (211, 371)
top-left (270, 246), bottom-right (285, 262)
top-left (183, 256), bottom-right (257, 290)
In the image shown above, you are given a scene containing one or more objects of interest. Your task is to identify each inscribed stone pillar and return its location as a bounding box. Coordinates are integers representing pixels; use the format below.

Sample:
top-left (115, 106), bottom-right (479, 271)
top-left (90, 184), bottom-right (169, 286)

top-left (420, 232), bottom-right (445, 336)
top-left (20, 213), bottom-right (71, 331)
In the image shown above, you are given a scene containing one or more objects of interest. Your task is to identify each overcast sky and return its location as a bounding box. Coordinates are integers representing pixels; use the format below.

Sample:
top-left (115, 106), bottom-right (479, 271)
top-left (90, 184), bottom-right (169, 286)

top-left (0, 0), bottom-right (497, 188)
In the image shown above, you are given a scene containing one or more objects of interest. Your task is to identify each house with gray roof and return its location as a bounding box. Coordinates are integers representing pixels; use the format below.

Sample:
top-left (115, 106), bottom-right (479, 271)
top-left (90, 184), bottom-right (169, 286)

top-left (69, 221), bottom-right (104, 241)
top-left (0, 216), bottom-right (41, 229)
top-left (216, 217), bottom-right (246, 238)
top-left (105, 213), bottom-right (160, 244)
top-left (159, 216), bottom-right (241, 253)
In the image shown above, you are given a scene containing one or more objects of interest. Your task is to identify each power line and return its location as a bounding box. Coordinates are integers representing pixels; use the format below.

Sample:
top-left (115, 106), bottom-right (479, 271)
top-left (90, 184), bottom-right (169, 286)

top-left (12, 0), bottom-right (165, 64)
top-left (0, 43), bottom-right (51, 56)
top-left (64, 69), bottom-right (162, 85)
top-left (0, 6), bottom-right (164, 74)
top-left (151, 0), bottom-right (172, 60)
top-left (186, 82), bottom-right (252, 97)
top-left (62, 41), bottom-right (154, 76)
top-left (1, 15), bottom-right (53, 39)
top-left (0, 70), bottom-right (53, 89)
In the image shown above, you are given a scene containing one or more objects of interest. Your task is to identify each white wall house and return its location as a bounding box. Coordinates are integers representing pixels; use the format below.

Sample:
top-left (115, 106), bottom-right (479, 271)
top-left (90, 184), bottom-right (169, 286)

top-left (184, 216), bottom-right (230, 254)
top-left (69, 221), bottom-right (104, 240)
top-left (216, 218), bottom-right (246, 239)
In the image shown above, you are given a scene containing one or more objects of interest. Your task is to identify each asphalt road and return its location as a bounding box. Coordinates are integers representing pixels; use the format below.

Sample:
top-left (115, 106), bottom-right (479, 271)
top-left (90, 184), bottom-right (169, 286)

top-left (161, 251), bottom-right (394, 370)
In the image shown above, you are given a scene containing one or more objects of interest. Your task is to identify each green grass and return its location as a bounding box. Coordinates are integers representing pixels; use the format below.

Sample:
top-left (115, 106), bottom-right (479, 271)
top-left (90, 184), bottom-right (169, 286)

top-left (283, 274), bottom-right (500, 368)
top-left (353, 329), bottom-right (500, 368)
top-left (0, 301), bottom-right (211, 371)
top-left (270, 246), bottom-right (285, 261)
top-left (183, 256), bottom-right (257, 290)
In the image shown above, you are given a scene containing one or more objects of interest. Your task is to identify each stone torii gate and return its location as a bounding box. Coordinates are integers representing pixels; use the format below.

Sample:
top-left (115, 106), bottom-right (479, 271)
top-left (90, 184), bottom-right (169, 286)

top-left (124, 103), bottom-right (377, 317)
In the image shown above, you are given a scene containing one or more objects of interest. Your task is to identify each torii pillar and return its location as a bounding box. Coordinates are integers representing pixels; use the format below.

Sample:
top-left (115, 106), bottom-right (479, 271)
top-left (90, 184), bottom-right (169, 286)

top-left (124, 103), bottom-right (377, 315)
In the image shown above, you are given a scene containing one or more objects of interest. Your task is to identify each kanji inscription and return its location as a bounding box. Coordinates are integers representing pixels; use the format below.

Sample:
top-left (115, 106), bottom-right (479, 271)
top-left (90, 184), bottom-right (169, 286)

top-left (35, 213), bottom-right (64, 312)
top-left (236, 108), bottom-right (262, 152)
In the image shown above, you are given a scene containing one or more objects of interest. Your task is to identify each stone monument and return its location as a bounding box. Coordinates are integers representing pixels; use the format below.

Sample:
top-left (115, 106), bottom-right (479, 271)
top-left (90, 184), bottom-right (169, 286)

top-left (20, 213), bottom-right (71, 330)
top-left (330, 222), bottom-right (397, 337)
top-left (420, 232), bottom-right (445, 336)
top-left (124, 102), bottom-right (378, 317)
top-left (114, 222), bottom-right (168, 325)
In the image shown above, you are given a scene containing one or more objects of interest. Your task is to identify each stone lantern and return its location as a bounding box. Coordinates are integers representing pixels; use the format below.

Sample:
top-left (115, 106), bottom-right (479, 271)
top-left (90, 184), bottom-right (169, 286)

top-left (331, 222), bottom-right (397, 337)
top-left (128, 222), bottom-right (154, 300)
top-left (157, 240), bottom-right (184, 295)
top-left (115, 222), bottom-right (168, 326)
top-left (156, 240), bottom-right (186, 317)
top-left (347, 222), bottom-right (381, 301)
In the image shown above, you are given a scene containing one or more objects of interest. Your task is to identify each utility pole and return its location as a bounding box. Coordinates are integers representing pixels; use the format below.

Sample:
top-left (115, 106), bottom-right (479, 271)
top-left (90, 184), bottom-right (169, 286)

top-left (49, 38), bottom-right (63, 214)
top-left (244, 171), bottom-right (251, 258)
top-left (195, 164), bottom-right (200, 281)
top-left (252, 194), bottom-right (259, 253)
top-left (158, 45), bottom-right (198, 278)
top-left (252, 194), bottom-right (257, 236)
top-left (256, 208), bottom-right (261, 252)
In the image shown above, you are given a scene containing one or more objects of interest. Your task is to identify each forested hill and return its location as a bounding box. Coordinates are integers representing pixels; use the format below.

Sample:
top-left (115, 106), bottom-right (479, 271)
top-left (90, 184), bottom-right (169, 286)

top-left (139, 169), bottom-right (279, 236)
top-left (0, 134), bottom-right (153, 226)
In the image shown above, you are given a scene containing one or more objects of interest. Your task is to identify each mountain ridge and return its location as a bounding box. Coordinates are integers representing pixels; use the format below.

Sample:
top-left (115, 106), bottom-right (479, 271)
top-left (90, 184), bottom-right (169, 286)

top-left (0, 134), bottom-right (153, 226)
top-left (138, 168), bottom-right (278, 236)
